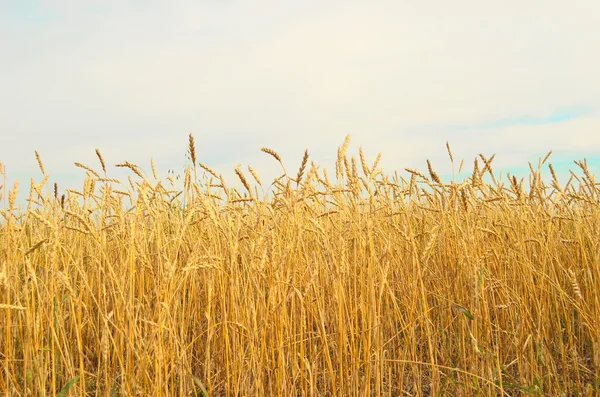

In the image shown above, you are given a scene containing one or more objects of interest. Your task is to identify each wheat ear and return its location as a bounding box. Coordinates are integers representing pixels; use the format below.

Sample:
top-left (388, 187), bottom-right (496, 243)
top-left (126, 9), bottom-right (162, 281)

top-left (296, 150), bottom-right (309, 185)
top-left (95, 149), bottom-right (107, 174)
top-left (34, 151), bottom-right (46, 176)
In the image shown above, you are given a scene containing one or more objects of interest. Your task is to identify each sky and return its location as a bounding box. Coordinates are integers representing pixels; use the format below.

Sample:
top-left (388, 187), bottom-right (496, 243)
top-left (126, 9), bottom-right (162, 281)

top-left (1, 1), bottom-right (599, 208)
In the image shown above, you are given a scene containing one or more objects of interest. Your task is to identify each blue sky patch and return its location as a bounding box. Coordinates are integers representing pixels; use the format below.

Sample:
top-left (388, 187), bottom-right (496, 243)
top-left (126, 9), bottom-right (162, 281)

top-left (450, 106), bottom-right (593, 131)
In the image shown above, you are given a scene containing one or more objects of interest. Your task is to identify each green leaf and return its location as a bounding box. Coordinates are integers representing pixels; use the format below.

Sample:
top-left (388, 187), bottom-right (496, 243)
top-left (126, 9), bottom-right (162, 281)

top-left (191, 375), bottom-right (209, 397)
top-left (110, 382), bottom-right (118, 397)
top-left (57, 376), bottom-right (80, 397)
top-left (452, 304), bottom-right (474, 320)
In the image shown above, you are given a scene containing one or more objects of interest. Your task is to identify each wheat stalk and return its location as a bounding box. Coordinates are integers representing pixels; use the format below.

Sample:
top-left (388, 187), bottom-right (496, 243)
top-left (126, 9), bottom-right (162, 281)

top-left (359, 147), bottom-right (370, 178)
top-left (247, 166), bottom-right (262, 187)
top-left (568, 269), bottom-right (582, 299)
top-left (75, 162), bottom-right (101, 179)
top-left (261, 147), bottom-right (287, 175)
top-left (427, 160), bottom-right (442, 184)
top-left (198, 163), bottom-right (219, 179)
top-left (95, 149), bottom-right (107, 174)
top-left (296, 150), bottom-right (309, 185)
top-left (116, 161), bottom-right (145, 180)
top-left (471, 159), bottom-right (481, 187)
top-left (405, 168), bottom-right (428, 181)
top-left (188, 133), bottom-right (197, 166)
top-left (4, 135), bottom-right (600, 395)
top-left (151, 158), bottom-right (158, 181)
top-left (261, 147), bottom-right (281, 162)
top-left (445, 142), bottom-right (454, 164)
top-left (235, 165), bottom-right (252, 195)
top-left (336, 134), bottom-right (352, 180)
top-left (8, 180), bottom-right (18, 210)
top-left (34, 150), bottom-right (46, 175)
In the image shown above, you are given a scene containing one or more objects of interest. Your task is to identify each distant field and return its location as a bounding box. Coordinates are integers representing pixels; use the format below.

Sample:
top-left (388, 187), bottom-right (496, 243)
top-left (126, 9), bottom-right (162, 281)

top-left (1, 135), bottom-right (599, 396)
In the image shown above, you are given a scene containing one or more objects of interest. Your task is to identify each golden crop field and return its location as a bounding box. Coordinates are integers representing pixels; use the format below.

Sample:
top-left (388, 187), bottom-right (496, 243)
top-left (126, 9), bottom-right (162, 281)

top-left (1, 135), bottom-right (599, 396)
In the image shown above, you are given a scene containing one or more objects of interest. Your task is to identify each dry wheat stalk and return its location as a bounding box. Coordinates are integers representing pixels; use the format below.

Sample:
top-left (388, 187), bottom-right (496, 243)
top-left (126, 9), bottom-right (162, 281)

top-left (427, 160), bottom-right (442, 184)
top-left (343, 156), bottom-right (351, 182)
top-left (568, 269), bottom-right (582, 299)
top-left (95, 149), bottom-right (107, 174)
top-left (65, 188), bottom-right (83, 197)
top-left (261, 147), bottom-right (281, 162)
top-left (116, 161), bottom-right (145, 180)
top-left (340, 134), bottom-right (351, 155)
top-left (478, 154), bottom-right (498, 188)
top-left (247, 166), bottom-right (262, 187)
top-left (323, 168), bottom-right (332, 187)
top-left (34, 150), bottom-right (46, 175)
top-left (151, 158), bottom-right (158, 180)
top-left (336, 134), bottom-right (352, 180)
top-left (372, 152), bottom-right (382, 173)
top-left (26, 178), bottom-right (38, 207)
top-left (63, 225), bottom-right (89, 234)
top-left (219, 174), bottom-right (229, 198)
top-left (184, 165), bottom-right (191, 191)
top-left (188, 133), bottom-right (197, 165)
top-left (359, 147), bottom-right (370, 178)
top-left (29, 209), bottom-right (54, 230)
top-left (408, 173), bottom-right (416, 195)
top-left (198, 163), bottom-right (219, 179)
top-left (75, 162), bottom-right (101, 179)
top-left (405, 168), bottom-right (428, 181)
top-left (8, 180), bottom-right (18, 210)
top-left (235, 166), bottom-right (252, 194)
top-left (420, 227), bottom-right (439, 263)
top-left (261, 147), bottom-right (287, 176)
top-left (549, 163), bottom-right (564, 194)
top-left (96, 177), bottom-right (121, 183)
top-left (5, 133), bottom-right (600, 395)
top-left (296, 150), bottom-right (309, 184)
top-left (25, 237), bottom-right (49, 256)
top-left (471, 159), bottom-right (481, 187)
top-left (446, 142), bottom-right (454, 163)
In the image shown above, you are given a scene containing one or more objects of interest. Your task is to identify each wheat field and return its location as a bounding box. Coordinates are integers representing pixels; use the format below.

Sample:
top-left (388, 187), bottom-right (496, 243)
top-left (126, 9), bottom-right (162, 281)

top-left (1, 135), bottom-right (599, 396)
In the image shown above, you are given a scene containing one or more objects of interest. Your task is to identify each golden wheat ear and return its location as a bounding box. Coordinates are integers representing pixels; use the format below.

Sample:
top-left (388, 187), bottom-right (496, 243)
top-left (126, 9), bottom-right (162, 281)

top-left (296, 150), bottom-right (309, 184)
top-left (261, 147), bottom-right (287, 175)
top-left (260, 147), bottom-right (281, 162)
top-left (34, 150), bottom-right (46, 176)
top-left (95, 149), bottom-right (107, 174)
top-left (188, 133), bottom-right (197, 165)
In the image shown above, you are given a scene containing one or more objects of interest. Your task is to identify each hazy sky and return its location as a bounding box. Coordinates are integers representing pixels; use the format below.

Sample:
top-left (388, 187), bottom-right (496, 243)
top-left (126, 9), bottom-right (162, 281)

top-left (1, 1), bottom-right (599, 205)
